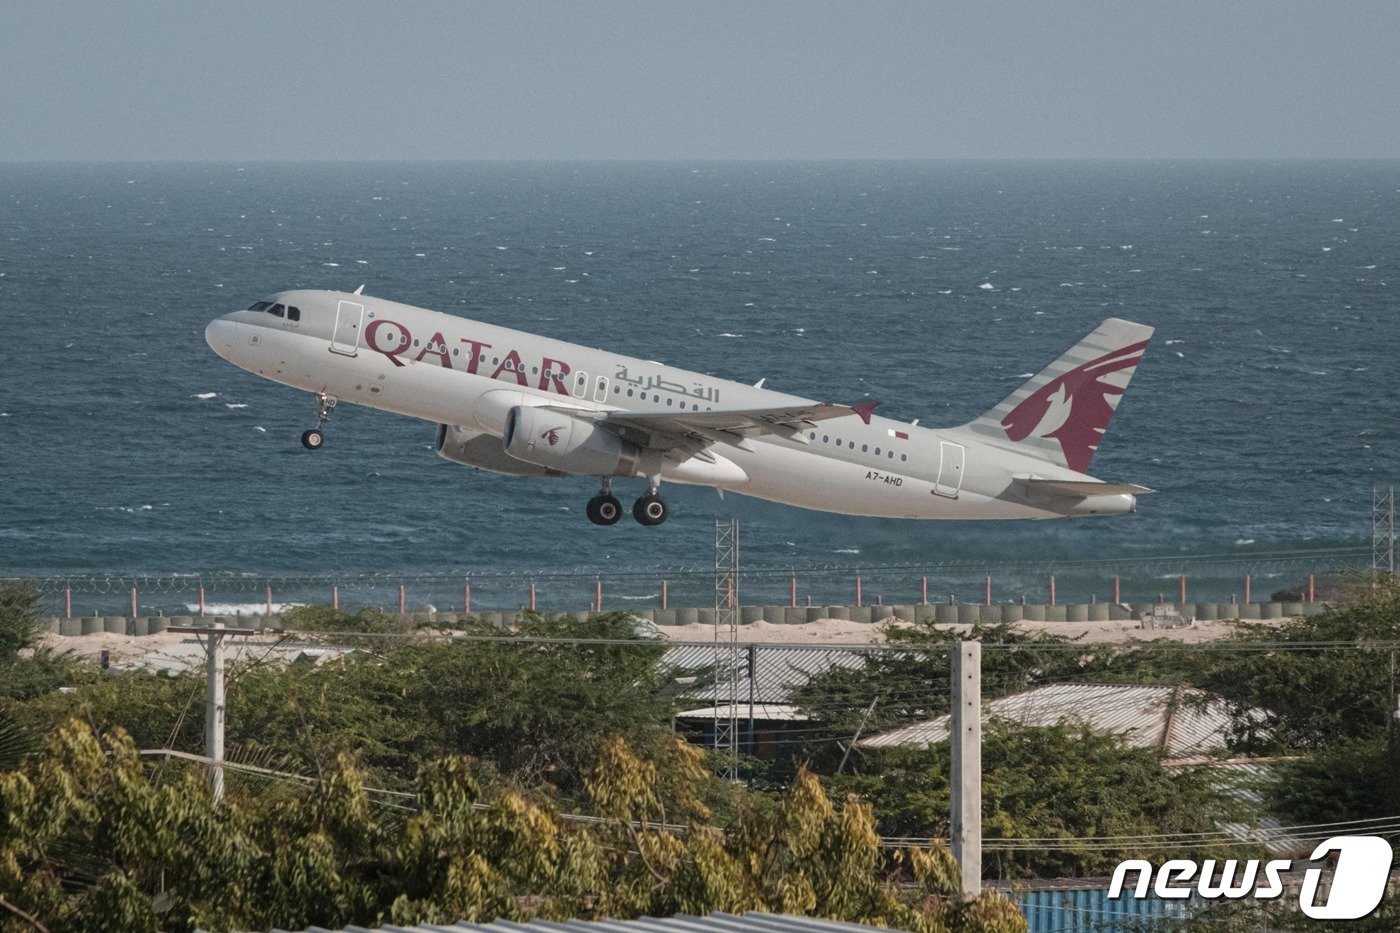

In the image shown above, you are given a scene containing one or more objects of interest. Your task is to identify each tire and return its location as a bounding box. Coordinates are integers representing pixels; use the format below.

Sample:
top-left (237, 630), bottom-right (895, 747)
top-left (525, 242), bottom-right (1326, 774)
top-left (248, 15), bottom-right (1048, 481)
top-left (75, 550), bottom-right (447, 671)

top-left (301, 429), bottom-right (325, 450)
top-left (633, 494), bottom-right (668, 526)
top-left (587, 494), bottom-right (623, 526)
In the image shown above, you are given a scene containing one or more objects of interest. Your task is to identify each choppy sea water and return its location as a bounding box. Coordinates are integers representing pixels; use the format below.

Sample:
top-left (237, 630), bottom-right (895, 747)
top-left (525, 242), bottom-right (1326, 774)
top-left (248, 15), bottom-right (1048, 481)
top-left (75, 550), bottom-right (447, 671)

top-left (1, 161), bottom-right (1396, 612)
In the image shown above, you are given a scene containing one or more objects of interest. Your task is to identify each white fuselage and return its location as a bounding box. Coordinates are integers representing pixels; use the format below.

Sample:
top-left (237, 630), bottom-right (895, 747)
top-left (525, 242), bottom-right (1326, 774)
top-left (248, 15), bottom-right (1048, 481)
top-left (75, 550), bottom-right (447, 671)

top-left (206, 290), bottom-right (1134, 520)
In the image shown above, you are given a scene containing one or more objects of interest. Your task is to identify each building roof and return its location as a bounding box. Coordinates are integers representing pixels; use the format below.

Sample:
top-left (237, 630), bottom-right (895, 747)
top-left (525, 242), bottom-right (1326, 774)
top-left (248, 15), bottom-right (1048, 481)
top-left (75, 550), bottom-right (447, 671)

top-left (673, 703), bottom-right (810, 722)
top-left (661, 644), bottom-right (866, 704)
top-left (859, 683), bottom-right (1236, 760)
top-left (280, 910), bottom-right (908, 933)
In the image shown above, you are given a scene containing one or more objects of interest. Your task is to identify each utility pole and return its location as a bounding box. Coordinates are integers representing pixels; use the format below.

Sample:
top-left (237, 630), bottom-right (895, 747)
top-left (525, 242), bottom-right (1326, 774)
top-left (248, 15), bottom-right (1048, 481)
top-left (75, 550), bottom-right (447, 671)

top-left (950, 640), bottom-right (982, 899)
top-left (169, 623), bottom-right (258, 804)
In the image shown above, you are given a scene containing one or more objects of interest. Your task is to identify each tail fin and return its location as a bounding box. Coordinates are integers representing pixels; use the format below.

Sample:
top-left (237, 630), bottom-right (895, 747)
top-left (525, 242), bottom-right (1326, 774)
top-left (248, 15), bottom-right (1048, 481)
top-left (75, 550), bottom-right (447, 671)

top-left (962, 318), bottom-right (1153, 473)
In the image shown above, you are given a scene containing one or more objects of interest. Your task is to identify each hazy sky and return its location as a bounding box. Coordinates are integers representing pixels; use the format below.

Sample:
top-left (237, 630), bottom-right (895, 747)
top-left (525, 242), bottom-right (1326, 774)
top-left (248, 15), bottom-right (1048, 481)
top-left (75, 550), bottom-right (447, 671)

top-left (2, 1), bottom-right (1397, 161)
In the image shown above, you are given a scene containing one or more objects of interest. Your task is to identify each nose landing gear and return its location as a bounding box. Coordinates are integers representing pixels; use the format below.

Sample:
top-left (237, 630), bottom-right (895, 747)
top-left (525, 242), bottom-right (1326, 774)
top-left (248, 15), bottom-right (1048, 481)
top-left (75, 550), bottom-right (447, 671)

top-left (301, 393), bottom-right (336, 450)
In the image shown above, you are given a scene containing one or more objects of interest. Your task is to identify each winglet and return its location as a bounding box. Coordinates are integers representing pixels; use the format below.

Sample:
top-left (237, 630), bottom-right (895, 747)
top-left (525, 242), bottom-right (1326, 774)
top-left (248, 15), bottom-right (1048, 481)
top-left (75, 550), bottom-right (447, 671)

top-left (852, 400), bottom-right (880, 425)
top-left (353, 284), bottom-right (365, 295)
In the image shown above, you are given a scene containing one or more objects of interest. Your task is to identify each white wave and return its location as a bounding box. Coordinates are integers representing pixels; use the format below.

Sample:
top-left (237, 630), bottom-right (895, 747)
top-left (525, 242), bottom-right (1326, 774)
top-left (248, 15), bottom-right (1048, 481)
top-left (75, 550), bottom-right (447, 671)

top-left (1235, 539), bottom-right (1255, 545)
top-left (254, 426), bottom-right (267, 433)
top-left (978, 282), bottom-right (994, 290)
top-left (938, 289), bottom-right (952, 294)
top-left (551, 266), bottom-right (566, 271)
top-left (616, 593), bottom-right (661, 601)
top-left (718, 333), bottom-right (743, 338)
top-left (184, 602), bottom-right (305, 616)
top-left (414, 252), bottom-right (426, 257)
top-left (1017, 372), bottom-right (1034, 378)
top-left (833, 548), bottom-right (860, 554)
top-left (225, 403), bottom-right (249, 409)
top-left (192, 392), bottom-right (219, 400)
top-left (355, 259), bottom-right (369, 264)
top-left (495, 246), bottom-right (508, 250)
top-left (322, 262), bottom-right (339, 266)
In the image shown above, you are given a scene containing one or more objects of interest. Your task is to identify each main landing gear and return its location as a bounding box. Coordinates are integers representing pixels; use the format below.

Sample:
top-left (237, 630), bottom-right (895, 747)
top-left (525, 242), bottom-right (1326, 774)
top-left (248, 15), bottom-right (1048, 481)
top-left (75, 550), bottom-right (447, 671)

top-left (586, 480), bottom-right (669, 526)
top-left (301, 393), bottom-right (336, 450)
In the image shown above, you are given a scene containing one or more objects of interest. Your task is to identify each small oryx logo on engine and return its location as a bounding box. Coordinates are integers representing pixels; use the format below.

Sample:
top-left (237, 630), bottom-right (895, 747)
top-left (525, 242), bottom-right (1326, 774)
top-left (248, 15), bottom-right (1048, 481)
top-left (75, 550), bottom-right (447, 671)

top-left (541, 428), bottom-right (562, 447)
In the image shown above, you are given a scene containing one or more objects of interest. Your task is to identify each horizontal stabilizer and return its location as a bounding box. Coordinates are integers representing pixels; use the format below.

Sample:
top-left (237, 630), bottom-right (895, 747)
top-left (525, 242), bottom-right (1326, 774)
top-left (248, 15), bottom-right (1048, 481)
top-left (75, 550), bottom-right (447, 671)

top-left (1018, 478), bottom-right (1155, 498)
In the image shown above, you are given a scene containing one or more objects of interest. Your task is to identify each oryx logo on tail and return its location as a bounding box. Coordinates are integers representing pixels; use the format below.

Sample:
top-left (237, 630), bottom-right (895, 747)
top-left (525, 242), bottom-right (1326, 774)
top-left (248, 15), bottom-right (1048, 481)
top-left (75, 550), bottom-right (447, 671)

top-left (1000, 339), bottom-right (1149, 472)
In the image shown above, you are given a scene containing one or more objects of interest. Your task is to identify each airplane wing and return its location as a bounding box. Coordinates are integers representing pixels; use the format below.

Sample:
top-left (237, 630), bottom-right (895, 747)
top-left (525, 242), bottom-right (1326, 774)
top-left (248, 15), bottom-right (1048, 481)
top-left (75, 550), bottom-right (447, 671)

top-left (539, 400), bottom-right (879, 455)
top-left (1017, 478), bottom-right (1156, 498)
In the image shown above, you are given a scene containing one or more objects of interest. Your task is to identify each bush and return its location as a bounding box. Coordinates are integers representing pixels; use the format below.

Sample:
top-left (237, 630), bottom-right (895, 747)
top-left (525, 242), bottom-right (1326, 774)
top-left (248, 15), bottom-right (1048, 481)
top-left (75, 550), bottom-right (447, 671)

top-left (0, 580), bottom-right (42, 660)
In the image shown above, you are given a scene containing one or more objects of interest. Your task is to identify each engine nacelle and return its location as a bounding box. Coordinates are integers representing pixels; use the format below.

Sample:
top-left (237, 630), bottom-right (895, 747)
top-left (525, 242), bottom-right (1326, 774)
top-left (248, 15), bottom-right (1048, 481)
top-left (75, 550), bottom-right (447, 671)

top-left (503, 405), bottom-right (642, 477)
top-left (436, 424), bottom-right (564, 478)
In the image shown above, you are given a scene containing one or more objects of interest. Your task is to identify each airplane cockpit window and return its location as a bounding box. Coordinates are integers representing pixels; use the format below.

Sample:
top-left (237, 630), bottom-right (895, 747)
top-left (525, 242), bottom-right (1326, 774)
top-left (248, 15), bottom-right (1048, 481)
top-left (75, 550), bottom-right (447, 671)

top-left (287, 306), bottom-right (301, 321)
top-left (246, 301), bottom-right (272, 313)
top-left (269, 304), bottom-right (286, 318)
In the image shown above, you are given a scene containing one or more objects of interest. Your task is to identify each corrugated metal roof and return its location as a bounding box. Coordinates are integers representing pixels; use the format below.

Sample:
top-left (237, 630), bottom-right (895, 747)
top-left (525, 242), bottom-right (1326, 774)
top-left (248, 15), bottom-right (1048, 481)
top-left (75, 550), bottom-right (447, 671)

top-left (661, 645), bottom-right (866, 704)
top-left (279, 910), bottom-right (911, 932)
top-left (860, 684), bottom-right (1235, 758)
top-left (673, 703), bottom-right (810, 722)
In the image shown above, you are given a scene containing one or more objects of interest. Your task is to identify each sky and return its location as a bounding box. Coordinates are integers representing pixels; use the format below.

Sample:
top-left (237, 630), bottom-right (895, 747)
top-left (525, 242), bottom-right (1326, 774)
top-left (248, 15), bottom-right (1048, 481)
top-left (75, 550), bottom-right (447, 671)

top-left (1, 1), bottom-right (1397, 161)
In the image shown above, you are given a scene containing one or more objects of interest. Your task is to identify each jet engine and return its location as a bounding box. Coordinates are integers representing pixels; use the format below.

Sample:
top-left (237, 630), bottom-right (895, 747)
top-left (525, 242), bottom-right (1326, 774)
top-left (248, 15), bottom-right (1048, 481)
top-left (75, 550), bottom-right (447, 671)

top-left (503, 405), bottom-right (642, 477)
top-left (436, 424), bottom-right (564, 477)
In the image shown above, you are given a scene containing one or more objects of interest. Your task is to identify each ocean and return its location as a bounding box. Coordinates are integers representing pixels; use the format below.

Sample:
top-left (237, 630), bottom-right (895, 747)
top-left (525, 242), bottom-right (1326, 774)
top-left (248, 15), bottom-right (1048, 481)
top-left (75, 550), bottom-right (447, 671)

top-left (1, 161), bottom-right (1396, 613)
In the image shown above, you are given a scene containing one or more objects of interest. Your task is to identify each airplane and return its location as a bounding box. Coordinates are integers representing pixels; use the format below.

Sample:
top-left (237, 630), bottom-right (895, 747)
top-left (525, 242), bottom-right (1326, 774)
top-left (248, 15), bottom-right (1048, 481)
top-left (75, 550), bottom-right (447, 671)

top-left (205, 289), bottom-right (1154, 526)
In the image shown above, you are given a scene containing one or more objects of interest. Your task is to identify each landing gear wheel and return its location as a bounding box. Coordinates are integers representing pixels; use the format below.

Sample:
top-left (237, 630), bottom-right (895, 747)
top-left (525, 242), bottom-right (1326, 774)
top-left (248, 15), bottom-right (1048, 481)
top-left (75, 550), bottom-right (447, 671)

top-left (633, 494), bottom-right (668, 526)
top-left (586, 494), bottom-right (623, 526)
top-left (300, 429), bottom-right (325, 450)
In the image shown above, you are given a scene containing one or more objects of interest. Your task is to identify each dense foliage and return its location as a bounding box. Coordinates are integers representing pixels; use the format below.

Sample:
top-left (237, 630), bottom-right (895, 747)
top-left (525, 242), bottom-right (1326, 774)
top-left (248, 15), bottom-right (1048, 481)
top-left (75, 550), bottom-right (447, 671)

top-left (830, 723), bottom-right (1241, 878)
top-left (0, 720), bottom-right (1025, 933)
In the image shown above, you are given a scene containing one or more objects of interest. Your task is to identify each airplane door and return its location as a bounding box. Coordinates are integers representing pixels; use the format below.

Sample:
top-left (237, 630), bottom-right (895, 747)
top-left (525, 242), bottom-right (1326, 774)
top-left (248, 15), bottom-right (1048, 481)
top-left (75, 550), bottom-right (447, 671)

top-left (933, 441), bottom-right (964, 498)
top-left (330, 300), bottom-right (364, 356)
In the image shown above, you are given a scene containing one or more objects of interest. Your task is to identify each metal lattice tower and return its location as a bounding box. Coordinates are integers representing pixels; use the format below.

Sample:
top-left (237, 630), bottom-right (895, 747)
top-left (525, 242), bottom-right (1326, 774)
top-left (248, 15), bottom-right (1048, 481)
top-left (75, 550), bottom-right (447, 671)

top-left (1376, 485), bottom-right (1397, 575)
top-left (713, 519), bottom-right (741, 780)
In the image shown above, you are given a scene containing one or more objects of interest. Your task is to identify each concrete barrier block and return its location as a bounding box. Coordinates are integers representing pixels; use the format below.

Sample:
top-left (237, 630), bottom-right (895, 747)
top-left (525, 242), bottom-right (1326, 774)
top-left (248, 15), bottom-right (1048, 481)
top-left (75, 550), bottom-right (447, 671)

top-left (697, 608), bottom-right (717, 625)
top-left (1281, 602), bottom-right (1305, 617)
top-left (1237, 603), bottom-right (1262, 620)
top-left (1261, 602), bottom-right (1284, 620)
top-left (653, 608), bottom-right (677, 626)
top-left (59, 618), bottom-right (81, 637)
top-left (848, 606), bottom-right (871, 623)
top-left (741, 606), bottom-right (764, 624)
top-left (1087, 603), bottom-right (1110, 622)
top-left (1066, 604), bottom-right (1089, 623)
top-left (1108, 604), bottom-right (1134, 621)
top-left (934, 604), bottom-right (958, 623)
top-left (478, 611), bottom-right (502, 628)
top-left (1023, 604), bottom-right (1047, 622)
top-left (893, 605), bottom-right (916, 622)
top-left (1302, 602), bottom-right (1327, 616)
top-left (149, 616), bottom-right (169, 634)
top-left (1046, 605), bottom-right (1068, 622)
top-left (104, 616), bottom-right (127, 634)
top-left (434, 611), bottom-right (458, 626)
top-left (675, 608), bottom-right (700, 625)
top-left (804, 607), bottom-right (826, 623)
top-left (826, 606), bottom-right (851, 621)
top-left (40, 617), bottom-right (60, 634)
top-left (130, 617), bottom-right (150, 637)
top-left (755, 606), bottom-right (781, 623)
top-left (1000, 604), bottom-right (1024, 623)
top-left (957, 604), bottom-right (982, 624)
top-left (915, 604), bottom-right (938, 623)
top-left (1193, 602), bottom-right (1217, 621)
top-left (871, 605), bottom-right (895, 622)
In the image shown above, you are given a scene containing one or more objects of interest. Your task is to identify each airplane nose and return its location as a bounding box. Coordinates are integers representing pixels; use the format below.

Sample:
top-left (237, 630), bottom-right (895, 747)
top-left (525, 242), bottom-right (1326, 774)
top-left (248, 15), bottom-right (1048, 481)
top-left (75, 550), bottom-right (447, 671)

top-left (205, 318), bottom-right (236, 360)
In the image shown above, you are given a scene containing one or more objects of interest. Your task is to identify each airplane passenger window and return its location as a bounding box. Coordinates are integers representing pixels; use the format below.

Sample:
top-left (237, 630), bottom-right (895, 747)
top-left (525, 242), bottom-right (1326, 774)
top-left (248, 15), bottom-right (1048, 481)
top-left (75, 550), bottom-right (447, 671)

top-left (246, 301), bottom-right (272, 312)
top-left (823, 435), bottom-right (829, 443)
top-left (862, 444), bottom-right (868, 452)
top-left (666, 398), bottom-right (673, 406)
top-left (901, 453), bottom-right (907, 461)
top-left (875, 447), bottom-right (881, 455)
top-left (849, 441), bottom-right (855, 449)
top-left (287, 307), bottom-right (301, 321)
top-left (626, 389), bottom-right (634, 397)
top-left (888, 450), bottom-right (895, 459)
top-left (835, 438), bottom-right (841, 446)
top-left (452, 348), bottom-right (460, 356)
